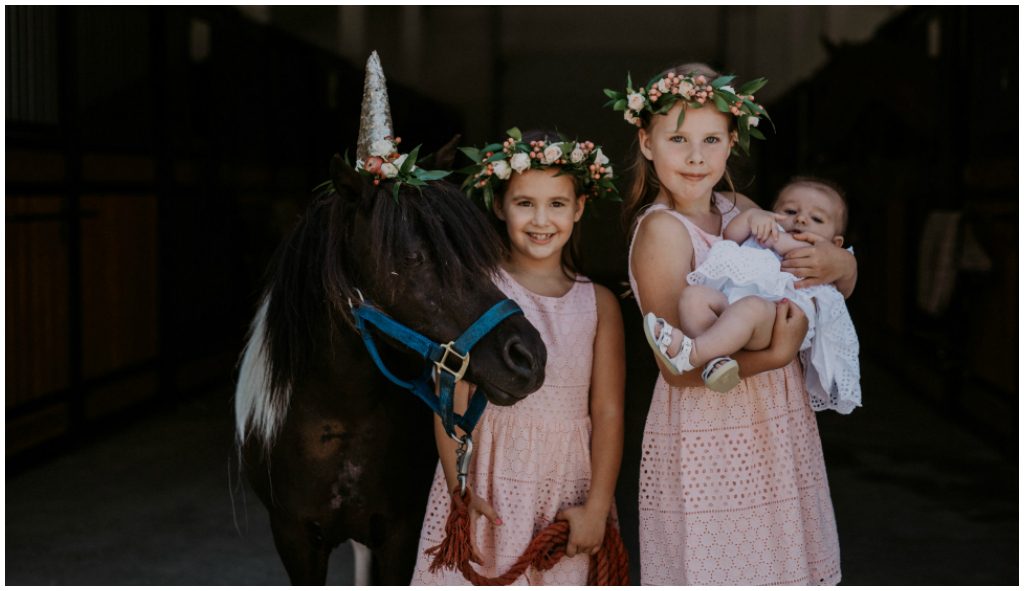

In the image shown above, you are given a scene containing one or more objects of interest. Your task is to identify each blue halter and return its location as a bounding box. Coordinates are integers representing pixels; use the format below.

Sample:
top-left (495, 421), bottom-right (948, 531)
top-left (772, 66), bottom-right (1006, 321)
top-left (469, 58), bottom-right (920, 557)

top-left (350, 297), bottom-right (524, 440)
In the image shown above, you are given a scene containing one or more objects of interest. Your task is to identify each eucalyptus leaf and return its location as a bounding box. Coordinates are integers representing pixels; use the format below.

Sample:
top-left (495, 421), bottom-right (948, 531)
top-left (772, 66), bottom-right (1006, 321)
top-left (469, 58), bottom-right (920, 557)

top-left (391, 183), bottom-right (401, 202)
top-left (613, 98), bottom-right (627, 111)
top-left (460, 146), bottom-right (483, 164)
top-left (483, 183), bottom-right (494, 210)
top-left (603, 88), bottom-right (621, 100)
top-left (627, 72), bottom-right (634, 91)
top-left (675, 106), bottom-right (686, 130)
top-left (712, 94), bottom-right (730, 111)
top-left (736, 77), bottom-right (767, 96)
top-left (749, 128), bottom-right (766, 140)
top-left (507, 127), bottom-right (522, 141)
top-left (418, 170), bottom-right (450, 181)
top-left (711, 75), bottom-right (735, 88)
top-left (401, 145), bottom-right (421, 175)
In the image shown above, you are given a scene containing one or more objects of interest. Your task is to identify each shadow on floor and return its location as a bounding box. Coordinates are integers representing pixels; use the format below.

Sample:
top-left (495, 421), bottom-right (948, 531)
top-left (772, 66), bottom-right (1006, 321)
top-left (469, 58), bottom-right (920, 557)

top-left (4, 359), bottom-right (1017, 584)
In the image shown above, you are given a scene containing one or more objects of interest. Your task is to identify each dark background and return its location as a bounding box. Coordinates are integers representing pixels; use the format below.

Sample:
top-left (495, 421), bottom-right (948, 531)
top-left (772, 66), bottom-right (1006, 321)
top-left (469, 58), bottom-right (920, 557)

top-left (5, 5), bottom-right (1017, 585)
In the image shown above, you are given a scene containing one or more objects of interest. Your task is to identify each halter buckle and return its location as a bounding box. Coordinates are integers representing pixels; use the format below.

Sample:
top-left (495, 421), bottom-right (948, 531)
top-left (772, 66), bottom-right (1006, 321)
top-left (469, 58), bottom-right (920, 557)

top-left (434, 341), bottom-right (470, 382)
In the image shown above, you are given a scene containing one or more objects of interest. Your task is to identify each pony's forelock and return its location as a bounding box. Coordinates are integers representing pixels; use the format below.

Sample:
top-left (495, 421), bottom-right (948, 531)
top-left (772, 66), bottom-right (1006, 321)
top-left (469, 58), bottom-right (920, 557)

top-left (237, 179), bottom-right (501, 448)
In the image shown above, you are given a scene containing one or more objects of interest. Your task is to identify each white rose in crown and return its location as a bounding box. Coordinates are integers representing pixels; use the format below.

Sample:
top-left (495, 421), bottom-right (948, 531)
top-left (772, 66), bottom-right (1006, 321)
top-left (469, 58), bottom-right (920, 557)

top-left (624, 110), bottom-right (639, 125)
top-left (570, 144), bottom-right (586, 164)
top-left (492, 159), bottom-right (512, 180)
top-left (746, 116), bottom-right (760, 128)
top-left (380, 162), bottom-right (399, 178)
top-left (627, 92), bottom-right (645, 112)
top-left (678, 81), bottom-right (695, 98)
top-left (542, 144), bottom-right (562, 165)
top-left (594, 148), bottom-right (610, 166)
top-left (510, 152), bottom-right (531, 173)
top-left (720, 85), bottom-right (736, 95)
top-left (604, 165), bottom-right (614, 178)
top-left (370, 139), bottom-right (395, 158)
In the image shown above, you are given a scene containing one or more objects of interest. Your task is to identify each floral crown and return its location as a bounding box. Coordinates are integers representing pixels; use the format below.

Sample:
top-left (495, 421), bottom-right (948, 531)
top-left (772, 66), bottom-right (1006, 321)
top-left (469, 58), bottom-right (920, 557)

top-left (352, 135), bottom-right (451, 199)
top-left (604, 71), bottom-right (770, 154)
top-left (459, 127), bottom-right (620, 209)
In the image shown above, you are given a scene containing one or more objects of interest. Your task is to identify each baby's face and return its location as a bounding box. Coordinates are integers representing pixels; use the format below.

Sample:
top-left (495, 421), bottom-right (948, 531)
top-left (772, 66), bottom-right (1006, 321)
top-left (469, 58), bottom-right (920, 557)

top-left (773, 186), bottom-right (844, 245)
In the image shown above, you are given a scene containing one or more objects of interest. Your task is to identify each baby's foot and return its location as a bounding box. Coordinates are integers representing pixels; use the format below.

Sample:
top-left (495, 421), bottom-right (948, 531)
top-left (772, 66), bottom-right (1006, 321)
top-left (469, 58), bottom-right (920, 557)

top-left (643, 313), bottom-right (696, 375)
top-left (701, 356), bottom-right (741, 392)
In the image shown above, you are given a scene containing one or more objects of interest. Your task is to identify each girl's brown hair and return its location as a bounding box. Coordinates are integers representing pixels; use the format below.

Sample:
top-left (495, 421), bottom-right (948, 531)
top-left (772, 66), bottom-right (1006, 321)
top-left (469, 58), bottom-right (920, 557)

top-left (621, 62), bottom-right (740, 237)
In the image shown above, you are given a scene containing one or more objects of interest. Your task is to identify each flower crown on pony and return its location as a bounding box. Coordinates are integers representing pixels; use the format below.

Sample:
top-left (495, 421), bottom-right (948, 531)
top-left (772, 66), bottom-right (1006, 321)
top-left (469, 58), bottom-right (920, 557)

top-left (459, 127), bottom-right (620, 209)
top-left (353, 136), bottom-right (450, 198)
top-left (603, 71), bottom-right (771, 155)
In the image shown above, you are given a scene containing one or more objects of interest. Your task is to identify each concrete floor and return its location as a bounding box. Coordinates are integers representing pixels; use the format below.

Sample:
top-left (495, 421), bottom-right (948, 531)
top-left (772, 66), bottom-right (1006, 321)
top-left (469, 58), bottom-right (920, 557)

top-left (4, 359), bottom-right (1017, 585)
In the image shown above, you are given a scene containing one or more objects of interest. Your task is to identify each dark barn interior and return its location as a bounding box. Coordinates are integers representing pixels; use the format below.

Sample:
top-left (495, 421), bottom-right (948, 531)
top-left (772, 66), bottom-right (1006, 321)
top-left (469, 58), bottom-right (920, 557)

top-left (5, 6), bottom-right (1017, 585)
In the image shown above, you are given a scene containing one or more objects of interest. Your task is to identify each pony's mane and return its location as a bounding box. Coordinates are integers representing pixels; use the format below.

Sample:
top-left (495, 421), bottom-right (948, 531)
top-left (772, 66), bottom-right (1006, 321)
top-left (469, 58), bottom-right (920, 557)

top-left (235, 179), bottom-right (504, 447)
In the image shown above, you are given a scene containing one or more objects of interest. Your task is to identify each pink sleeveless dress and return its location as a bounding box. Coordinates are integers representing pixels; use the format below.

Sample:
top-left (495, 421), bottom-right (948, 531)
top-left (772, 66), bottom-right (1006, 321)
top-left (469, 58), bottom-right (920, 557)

top-left (628, 197), bottom-right (841, 585)
top-left (410, 268), bottom-right (603, 585)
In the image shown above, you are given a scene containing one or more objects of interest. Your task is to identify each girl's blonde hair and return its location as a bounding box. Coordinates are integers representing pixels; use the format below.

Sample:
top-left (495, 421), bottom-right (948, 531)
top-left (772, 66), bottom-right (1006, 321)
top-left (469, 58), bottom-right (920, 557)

top-left (622, 62), bottom-right (740, 236)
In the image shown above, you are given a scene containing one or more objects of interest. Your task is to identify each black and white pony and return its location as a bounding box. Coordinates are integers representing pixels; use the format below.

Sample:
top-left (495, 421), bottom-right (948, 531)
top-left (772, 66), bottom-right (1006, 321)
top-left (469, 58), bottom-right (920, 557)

top-left (235, 157), bottom-right (546, 584)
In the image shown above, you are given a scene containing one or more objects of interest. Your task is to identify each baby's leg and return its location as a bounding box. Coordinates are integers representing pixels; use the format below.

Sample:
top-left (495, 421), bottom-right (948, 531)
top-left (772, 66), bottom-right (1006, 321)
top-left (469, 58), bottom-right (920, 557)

top-left (677, 285), bottom-right (729, 337)
top-left (691, 296), bottom-right (777, 366)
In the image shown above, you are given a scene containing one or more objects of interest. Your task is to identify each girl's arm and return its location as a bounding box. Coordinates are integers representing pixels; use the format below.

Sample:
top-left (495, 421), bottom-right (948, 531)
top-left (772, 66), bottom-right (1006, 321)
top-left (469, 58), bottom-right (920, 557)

top-left (556, 284), bottom-right (625, 557)
top-left (780, 232), bottom-right (858, 297)
top-left (432, 383), bottom-right (500, 560)
top-left (630, 211), bottom-right (697, 384)
top-left (661, 299), bottom-right (808, 388)
top-left (632, 207), bottom-right (807, 387)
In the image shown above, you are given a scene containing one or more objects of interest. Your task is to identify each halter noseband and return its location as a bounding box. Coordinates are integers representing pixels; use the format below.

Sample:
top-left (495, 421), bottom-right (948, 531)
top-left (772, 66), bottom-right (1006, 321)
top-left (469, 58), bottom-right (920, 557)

top-left (350, 295), bottom-right (525, 492)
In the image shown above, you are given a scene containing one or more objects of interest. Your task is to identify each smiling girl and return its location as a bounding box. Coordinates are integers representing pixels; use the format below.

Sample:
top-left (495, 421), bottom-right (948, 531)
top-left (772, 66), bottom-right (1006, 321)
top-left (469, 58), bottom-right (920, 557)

top-left (410, 129), bottom-right (625, 585)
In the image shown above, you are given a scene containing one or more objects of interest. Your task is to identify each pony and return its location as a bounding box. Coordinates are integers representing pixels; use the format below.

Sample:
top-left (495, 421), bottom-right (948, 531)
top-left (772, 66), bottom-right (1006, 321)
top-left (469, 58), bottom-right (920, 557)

top-left (234, 156), bottom-right (547, 584)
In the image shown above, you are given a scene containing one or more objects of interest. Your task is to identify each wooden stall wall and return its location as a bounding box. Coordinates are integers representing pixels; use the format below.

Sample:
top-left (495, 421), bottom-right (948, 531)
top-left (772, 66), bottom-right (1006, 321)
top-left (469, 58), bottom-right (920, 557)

top-left (6, 6), bottom-right (461, 465)
top-left (758, 6), bottom-right (1017, 446)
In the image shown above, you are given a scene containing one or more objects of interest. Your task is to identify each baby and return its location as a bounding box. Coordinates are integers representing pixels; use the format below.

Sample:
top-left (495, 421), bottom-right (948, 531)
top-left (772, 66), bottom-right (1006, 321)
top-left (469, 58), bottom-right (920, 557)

top-left (644, 177), bottom-right (861, 413)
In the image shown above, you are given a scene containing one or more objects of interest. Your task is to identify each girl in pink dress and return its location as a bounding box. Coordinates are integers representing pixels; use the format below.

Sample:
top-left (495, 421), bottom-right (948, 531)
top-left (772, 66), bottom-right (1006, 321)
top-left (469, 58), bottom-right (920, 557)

top-left (606, 63), bottom-right (858, 584)
top-left (410, 129), bottom-right (625, 585)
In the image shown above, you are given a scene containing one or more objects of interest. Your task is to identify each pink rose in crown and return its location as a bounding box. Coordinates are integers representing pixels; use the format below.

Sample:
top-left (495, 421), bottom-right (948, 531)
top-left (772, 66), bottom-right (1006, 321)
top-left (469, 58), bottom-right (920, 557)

top-left (364, 156), bottom-right (384, 175)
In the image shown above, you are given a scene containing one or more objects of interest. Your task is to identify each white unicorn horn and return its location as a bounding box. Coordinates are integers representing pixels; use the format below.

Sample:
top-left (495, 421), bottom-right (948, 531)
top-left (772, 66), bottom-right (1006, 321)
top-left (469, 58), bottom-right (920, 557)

top-left (356, 50), bottom-right (394, 162)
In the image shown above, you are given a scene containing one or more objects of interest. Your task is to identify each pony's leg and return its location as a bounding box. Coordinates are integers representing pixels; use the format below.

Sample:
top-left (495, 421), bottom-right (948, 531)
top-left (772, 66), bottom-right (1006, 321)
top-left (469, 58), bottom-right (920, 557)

top-left (365, 518), bottom-right (423, 585)
top-left (351, 541), bottom-right (372, 585)
top-left (268, 514), bottom-right (330, 585)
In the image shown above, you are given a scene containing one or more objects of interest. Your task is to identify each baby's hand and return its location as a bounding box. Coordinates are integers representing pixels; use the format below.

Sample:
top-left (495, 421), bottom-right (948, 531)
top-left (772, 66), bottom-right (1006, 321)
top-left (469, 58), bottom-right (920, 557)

top-left (747, 210), bottom-right (786, 245)
top-left (555, 504), bottom-right (608, 557)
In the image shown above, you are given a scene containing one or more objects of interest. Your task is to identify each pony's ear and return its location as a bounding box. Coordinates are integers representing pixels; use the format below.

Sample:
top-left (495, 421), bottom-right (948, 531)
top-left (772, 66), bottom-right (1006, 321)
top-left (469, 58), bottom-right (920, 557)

top-left (330, 154), bottom-right (363, 199)
top-left (426, 134), bottom-right (462, 170)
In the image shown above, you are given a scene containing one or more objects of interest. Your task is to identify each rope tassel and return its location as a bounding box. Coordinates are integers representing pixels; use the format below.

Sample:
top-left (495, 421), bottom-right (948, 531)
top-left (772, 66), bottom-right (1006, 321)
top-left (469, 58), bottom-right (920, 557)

top-left (426, 492), bottom-right (630, 585)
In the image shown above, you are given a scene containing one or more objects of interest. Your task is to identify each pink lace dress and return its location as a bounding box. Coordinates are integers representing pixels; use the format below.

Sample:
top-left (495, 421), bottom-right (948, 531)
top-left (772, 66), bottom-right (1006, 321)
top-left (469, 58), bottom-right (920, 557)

top-left (410, 268), bottom-right (603, 585)
top-left (628, 196), bottom-right (841, 585)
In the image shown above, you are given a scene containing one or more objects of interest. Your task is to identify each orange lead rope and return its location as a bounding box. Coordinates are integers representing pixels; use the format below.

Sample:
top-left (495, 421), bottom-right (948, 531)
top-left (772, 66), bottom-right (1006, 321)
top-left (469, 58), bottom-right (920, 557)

top-left (426, 491), bottom-right (630, 585)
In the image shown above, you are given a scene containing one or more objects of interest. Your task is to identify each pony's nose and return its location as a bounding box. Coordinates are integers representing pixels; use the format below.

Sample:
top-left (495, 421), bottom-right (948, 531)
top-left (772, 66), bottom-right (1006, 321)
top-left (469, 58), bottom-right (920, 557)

top-left (502, 335), bottom-right (541, 379)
